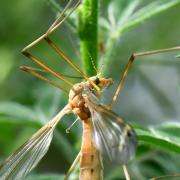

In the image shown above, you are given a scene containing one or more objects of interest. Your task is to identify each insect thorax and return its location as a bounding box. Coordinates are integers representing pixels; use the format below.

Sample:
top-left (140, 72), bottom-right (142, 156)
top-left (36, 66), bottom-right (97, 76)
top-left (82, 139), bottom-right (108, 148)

top-left (68, 76), bottom-right (112, 120)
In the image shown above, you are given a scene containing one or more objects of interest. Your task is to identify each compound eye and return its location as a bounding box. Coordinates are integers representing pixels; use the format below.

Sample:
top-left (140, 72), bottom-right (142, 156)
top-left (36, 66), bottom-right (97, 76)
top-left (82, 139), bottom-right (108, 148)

top-left (127, 130), bottom-right (132, 137)
top-left (95, 77), bottom-right (100, 85)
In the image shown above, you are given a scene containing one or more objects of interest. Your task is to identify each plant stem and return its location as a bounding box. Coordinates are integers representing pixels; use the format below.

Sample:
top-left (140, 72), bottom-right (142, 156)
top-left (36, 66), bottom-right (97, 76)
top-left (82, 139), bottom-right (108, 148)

top-left (78, 0), bottom-right (98, 76)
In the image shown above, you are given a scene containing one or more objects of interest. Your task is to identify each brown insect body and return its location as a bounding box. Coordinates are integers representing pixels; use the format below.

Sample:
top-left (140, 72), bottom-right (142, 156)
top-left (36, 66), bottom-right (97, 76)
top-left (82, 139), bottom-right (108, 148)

top-left (68, 77), bottom-right (112, 179)
top-left (69, 77), bottom-right (112, 120)
top-left (80, 119), bottom-right (103, 180)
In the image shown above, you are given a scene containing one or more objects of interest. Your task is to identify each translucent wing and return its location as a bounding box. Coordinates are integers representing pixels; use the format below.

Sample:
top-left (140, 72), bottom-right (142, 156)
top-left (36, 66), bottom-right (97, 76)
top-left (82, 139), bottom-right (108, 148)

top-left (84, 91), bottom-right (137, 164)
top-left (0, 105), bottom-right (70, 180)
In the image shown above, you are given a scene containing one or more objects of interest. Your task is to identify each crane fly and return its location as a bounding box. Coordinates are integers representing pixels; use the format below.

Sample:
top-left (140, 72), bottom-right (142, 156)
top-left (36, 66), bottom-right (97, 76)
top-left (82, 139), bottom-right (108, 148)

top-left (0, 1), bottom-right (137, 179)
top-left (0, 73), bottom-right (137, 179)
top-left (0, 0), bottom-right (180, 180)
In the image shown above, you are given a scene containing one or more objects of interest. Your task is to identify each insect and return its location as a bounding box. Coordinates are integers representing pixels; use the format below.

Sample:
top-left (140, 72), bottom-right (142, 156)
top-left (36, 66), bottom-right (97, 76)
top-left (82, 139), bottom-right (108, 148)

top-left (0, 0), bottom-right (180, 180)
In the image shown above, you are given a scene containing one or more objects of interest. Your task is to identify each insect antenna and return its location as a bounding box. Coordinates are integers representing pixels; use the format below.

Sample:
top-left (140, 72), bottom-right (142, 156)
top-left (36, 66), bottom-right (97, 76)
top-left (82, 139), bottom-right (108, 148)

top-left (87, 52), bottom-right (99, 75)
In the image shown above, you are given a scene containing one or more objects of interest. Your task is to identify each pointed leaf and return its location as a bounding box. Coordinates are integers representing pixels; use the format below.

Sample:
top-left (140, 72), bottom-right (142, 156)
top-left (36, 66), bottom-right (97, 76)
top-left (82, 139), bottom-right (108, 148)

top-left (135, 122), bottom-right (180, 153)
top-left (118, 0), bottom-right (180, 35)
top-left (0, 102), bottom-right (37, 124)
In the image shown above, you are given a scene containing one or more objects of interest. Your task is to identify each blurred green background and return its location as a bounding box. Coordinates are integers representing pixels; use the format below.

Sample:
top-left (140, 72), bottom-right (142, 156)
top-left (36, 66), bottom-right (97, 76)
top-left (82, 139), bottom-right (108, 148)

top-left (0, 0), bottom-right (180, 179)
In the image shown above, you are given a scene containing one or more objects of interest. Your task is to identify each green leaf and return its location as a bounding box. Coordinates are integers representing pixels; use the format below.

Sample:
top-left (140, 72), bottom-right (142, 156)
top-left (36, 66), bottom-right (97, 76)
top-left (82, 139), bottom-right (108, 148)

top-left (0, 102), bottom-right (38, 124)
top-left (34, 87), bottom-right (64, 122)
top-left (46, 0), bottom-right (62, 13)
top-left (118, 0), bottom-right (180, 35)
top-left (176, 54), bottom-right (180, 58)
top-left (117, 0), bottom-right (140, 26)
top-left (135, 122), bottom-right (180, 153)
top-left (99, 17), bottom-right (110, 30)
top-left (102, 0), bottom-right (180, 74)
top-left (108, 0), bottom-right (139, 27)
top-left (53, 131), bottom-right (77, 163)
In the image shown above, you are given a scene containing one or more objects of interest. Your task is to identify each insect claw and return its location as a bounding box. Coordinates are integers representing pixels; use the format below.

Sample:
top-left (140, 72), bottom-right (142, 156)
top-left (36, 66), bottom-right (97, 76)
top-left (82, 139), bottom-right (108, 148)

top-left (66, 128), bottom-right (70, 134)
top-left (65, 118), bottom-right (80, 134)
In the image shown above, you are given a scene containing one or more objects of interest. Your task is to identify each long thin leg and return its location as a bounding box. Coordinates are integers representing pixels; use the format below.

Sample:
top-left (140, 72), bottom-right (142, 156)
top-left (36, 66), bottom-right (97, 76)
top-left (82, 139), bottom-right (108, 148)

top-left (21, 0), bottom-right (81, 89)
top-left (110, 46), bottom-right (180, 107)
top-left (22, 0), bottom-right (81, 52)
top-left (123, 165), bottom-right (131, 180)
top-left (150, 173), bottom-right (180, 180)
top-left (110, 46), bottom-right (180, 180)
top-left (44, 37), bottom-right (100, 92)
top-left (20, 66), bottom-right (83, 79)
top-left (21, 0), bottom-right (99, 92)
top-left (47, 0), bottom-right (81, 34)
top-left (20, 66), bottom-right (69, 93)
top-left (22, 51), bottom-right (74, 88)
top-left (64, 151), bottom-right (81, 180)
top-left (47, 0), bottom-right (74, 33)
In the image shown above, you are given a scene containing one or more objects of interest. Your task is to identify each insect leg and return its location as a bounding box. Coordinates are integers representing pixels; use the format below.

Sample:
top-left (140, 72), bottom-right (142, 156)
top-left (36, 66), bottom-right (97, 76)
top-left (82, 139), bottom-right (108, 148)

top-left (150, 173), bottom-right (180, 180)
top-left (22, 0), bottom-right (81, 52)
top-left (44, 37), bottom-right (100, 92)
top-left (64, 151), bottom-right (81, 180)
top-left (20, 66), bottom-right (69, 93)
top-left (20, 65), bottom-right (83, 79)
top-left (21, 1), bottom-right (81, 90)
top-left (109, 46), bottom-right (180, 180)
top-left (123, 165), bottom-right (131, 180)
top-left (47, 0), bottom-right (81, 35)
top-left (110, 46), bottom-right (180, 107)
top-left (22, 51), bottom-right (74, 88)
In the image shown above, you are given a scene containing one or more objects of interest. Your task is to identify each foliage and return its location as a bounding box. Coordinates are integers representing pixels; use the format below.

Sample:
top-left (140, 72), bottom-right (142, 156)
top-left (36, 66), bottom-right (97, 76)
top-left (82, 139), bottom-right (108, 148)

top-left (0, 0), bottom-right (180, 179)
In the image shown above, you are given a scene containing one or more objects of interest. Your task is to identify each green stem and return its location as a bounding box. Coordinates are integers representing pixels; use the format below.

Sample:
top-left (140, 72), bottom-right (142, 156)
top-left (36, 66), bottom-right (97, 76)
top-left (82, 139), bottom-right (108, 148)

top-left (78, 0), bottom-right (98, 76)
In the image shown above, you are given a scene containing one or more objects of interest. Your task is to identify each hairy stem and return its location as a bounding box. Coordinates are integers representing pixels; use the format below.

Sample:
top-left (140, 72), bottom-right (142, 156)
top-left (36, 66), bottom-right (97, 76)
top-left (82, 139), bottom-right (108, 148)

top-left (78, 0), bottom-right (98, 76)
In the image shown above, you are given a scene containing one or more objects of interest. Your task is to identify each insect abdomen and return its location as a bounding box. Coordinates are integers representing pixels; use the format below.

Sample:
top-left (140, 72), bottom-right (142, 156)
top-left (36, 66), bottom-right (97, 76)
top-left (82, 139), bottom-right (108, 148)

top-left (80, 119), bottom-right (103, 180)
